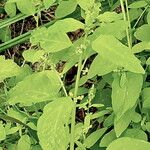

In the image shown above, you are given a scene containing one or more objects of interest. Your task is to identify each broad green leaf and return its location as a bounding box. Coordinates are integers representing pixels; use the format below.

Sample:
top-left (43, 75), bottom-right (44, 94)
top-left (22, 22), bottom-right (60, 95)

top-left (147, 11), bottom-right (150, 25)
top-left (0, 27), bottom-right (11, 42)
top-left (17, 135), bottom-right (31, 150)
top-left (0, 122), bottom-right (6, 141)
top-left (132, 42), bottom-right (150, 53)
top-left (146, 122), bottom-right (150, 132)
top-left (112, 72), bottom-right (143, 120)
top-left (48, 18), bottom-right (84, 33)
top-left (92, 35), bottom-right (145, 74)
top-left (8, 71), bottom-right (61, 106)
top-left (84, 128), bottom-right (107, 148)
top-left (114, 109), bottom-right (138, 137)
top-left (103, 113), bottom-right (114, 128)
top-left (43, 0), bottom-right (55, 9)
top-left (97, 12), bottom-right (122, 23)
top-left (142, 88), bottom-right (150, 109)
top-left (100, 130), bottom-right (117, 147)
top-left (7, 144), bottom-right (17, 150)
top-left (134, 24), bottom-right (150, 42)
top-left (146, 57), bottom-right (150, 65)
top-left (94, 20), bottom-right (127, 39)
top-left (7, 108), bottom-right (26, 122)
top-left (31, 27), bottom-right (72, 53)
top-left (23, 50), bottom-right (44, 63)
top-left (37, 97), bottom-right (73, 150)
top-left (77, 0), bottom-right (94, 10)
top-left (17, 0), bottom-right (36, 15)
top-left (75, 123), bottom-right (84, 141)
top-left (5, 1), bottom-right (16, 17)
top-left (129, 1), bottom-right (147, 8)
top-left (122, 129), bottom-right (147, 141)
top-left (129, 9), bottom-right (143, 22)
top-left (0, 56), bottom-right (20, 82)
top-left (6, 126), bottom-right (21, 135)
top-left (107, 137), bottom-right (150, 150)
top-left (55, 0), bottom-right (77, 18)
top-left (130, 111), bottom-right (141, 123)
top-left (15, 64), bottom-right (32, 83)
top-left (114, 112), bottom-right (131, 137)
top-left (87, 55), bottom-right (117, 79)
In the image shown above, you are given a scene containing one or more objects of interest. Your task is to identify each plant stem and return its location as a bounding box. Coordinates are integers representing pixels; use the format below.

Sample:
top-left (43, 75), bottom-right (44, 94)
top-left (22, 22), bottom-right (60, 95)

top-left (133, 6), bottom-right (149, 29)
top-left (125, 0), bottom-right (132, 48)
top-left (54, 69), bottom-right (68, 97)
top-left (70, 54), bottom-right (83, 150)
top-left (120, 0), bottom-right (131, 49)
top-left (70, 33), bottom-right (88, 150)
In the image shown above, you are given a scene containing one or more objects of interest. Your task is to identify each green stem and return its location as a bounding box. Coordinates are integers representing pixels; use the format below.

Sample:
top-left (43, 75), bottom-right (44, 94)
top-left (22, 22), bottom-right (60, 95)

top-left (70, 33), bottom-right (88, 150)
top-left (70, 55), bottom-right (83, 150)
top-left (120, 0), bottom-right (131, 49)
top-left (125, 0), bottom-right (132, 48)
top-left (54, 69), bottom-right (68, 97)
top-left (133, 6), bottom-right (149, 29)
top-left (0, 19), bottom-right (57, 52)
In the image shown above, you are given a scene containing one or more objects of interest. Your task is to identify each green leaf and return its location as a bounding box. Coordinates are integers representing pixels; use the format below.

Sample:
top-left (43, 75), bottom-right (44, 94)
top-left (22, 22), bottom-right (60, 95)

top-left (77, 0), bottom-right (94, 10)
top-left (142, 88), bottom-right (150, 109)
top-left (37, 97), bottom-right (73, 150)
top-left (16, 0), bottom-right (36, 15)
top-left (134, 24), bottom-right (150, 42)
top-left (6, 126), bottom-right (21, 135)
top-left (92, 35), bottom-right (145, 74)
top-left (146, 57), bottom-right (150, 65)
top-left (147, 11), bottom-right (150, 25)
top-left (23, 50), bottom-right (44, 63)
top-left (114, 109), bottom-right (137, 137)
top-left (97, 12), bottom-right (122, 23)
top-left (17, 135), bottom-right (31, 150)
top-left (75, 123), bottom-right (84, 141)
top-left (8, 71), bottom-right (61, 106)
top-left (107, 137), bottom-right (150, 150)
top-left (31, 27), bottom-right (72, 53)
top-left (0, 27), bottom-right (11, 42)
top-left (112, 72), bottom-right (143, 120)
top-left (145, 122), bottom-right (150, 132)
top-left (84, 128), bottom-right (107, 148)
top-left (100, 130), bottom-right (117, 147)
top-left (132, 42), bottom-right (150, 53)
top-left (0, 56), bottom-right (20, 82)
top-left (7, 108), bottom-right (26, 122)
top-left (95, 20), bottom-right (128, 39)
top-left (55, 0), bottom-right (77, 18)
top-left (0, 122), bottom-right (6, 141)
top-left (43, 0), bottom-right (55, 9)
top-left (5, 1), bottom-right (16, 17)
top-left (49, 18), bottom-right (84, 33)
top-left (122, 129), bottom-right (147, 141)
top-left (129, 1), bottom-right (147, 8)
top-left (87, 55), bottom-right (117, 79)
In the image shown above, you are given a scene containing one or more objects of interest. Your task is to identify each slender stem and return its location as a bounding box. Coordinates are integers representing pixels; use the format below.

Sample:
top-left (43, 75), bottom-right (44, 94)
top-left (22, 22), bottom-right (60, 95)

top-left (70, 55), bottom-right (83, 150)
top-left (133, 6), bottom-right (149, 29)
top-left (54, 69), bottom-right (68, 97)
top-left (125, 0), bottom-right (132, 48)
top-left (120, 0), bottom-right (131, 49)
top-left (70, 33), bottom-right (88, 150)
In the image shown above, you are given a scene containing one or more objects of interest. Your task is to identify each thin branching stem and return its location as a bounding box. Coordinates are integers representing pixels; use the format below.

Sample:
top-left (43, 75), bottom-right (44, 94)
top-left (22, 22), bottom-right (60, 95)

top-left (70, 33), bottom-right (88, 150)
top-left (120, 0), bottom-right (131, 49)
top-left (125, 0), bottom-right (132, 48)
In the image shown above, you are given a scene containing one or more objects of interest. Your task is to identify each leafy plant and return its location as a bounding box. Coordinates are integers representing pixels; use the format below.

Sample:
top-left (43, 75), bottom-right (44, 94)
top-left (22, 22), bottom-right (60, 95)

top-left (0, 0), bottom-right (150, 150)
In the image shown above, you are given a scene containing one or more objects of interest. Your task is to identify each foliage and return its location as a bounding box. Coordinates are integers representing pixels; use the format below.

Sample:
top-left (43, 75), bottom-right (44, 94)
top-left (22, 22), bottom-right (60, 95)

top-left (0, 0), bottom-right (150, 150)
